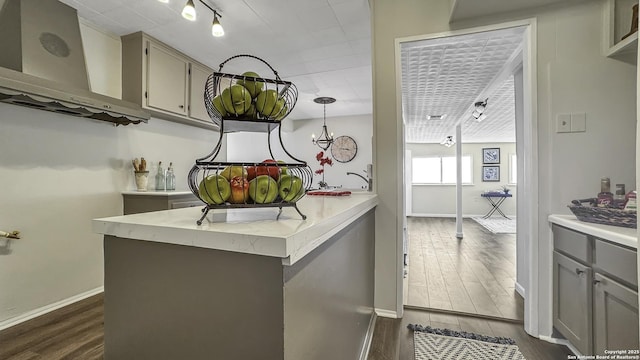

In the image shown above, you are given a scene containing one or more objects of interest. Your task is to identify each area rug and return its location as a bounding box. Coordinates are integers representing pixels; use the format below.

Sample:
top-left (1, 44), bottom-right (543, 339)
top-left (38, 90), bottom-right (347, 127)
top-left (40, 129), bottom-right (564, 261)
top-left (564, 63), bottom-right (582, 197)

top-left (409, 324), bottom-right (526, 360)
top-left (472, 216), bottom-right (517, 234)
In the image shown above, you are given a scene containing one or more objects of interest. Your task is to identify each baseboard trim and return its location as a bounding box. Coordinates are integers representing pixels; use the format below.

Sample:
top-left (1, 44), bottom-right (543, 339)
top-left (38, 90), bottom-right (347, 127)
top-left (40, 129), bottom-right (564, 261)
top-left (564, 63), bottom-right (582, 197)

top-left (375, 308), bottom-right (399, 318)
top-left (408, 214), bottom-right (487, 218)
top-left (359, 313), bottom-right (377, 360)
top-left (515, 282), bottom-right (526, 298)
top-left (539, 335), bottom-right (578, 356)
top-left (0, 286), bottom-right (104, 331)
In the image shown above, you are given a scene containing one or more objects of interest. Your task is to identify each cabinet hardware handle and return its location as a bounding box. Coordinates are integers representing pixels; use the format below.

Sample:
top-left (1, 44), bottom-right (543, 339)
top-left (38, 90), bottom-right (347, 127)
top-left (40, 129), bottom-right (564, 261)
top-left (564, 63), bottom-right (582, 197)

top-left (179, 105), bottom-right (184, 109)
top-left (593, 279), bottom-right (601, 285)
top-left (575, 268), bottom-right (585, 275)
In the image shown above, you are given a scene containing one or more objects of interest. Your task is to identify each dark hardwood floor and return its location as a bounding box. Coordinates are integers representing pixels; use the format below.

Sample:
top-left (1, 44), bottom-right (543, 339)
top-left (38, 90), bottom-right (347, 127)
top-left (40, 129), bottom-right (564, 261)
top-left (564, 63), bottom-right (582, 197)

top-left (0, 291), bottom-right (571, 360)
top-left (405, 217), bottom-right (523, 321)
top-left (0, 294), bottom-right (104, 360)
top-left (367, 308), bottom-right (573, 360)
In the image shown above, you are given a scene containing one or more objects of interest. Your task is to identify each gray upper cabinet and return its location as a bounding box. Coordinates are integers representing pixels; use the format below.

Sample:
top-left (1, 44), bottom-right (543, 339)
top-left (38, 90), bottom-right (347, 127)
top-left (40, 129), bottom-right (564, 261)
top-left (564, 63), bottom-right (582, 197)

top-left (121, 32), bottom-right (215, 130)
top-left (553, 251), bottom-right (593, 355)
top-left (189, 63), bottom-right (211, 122)
top-left (593, 273), bottom-right (639, 355)
top-left (147, 42), bottom-right (188, 116)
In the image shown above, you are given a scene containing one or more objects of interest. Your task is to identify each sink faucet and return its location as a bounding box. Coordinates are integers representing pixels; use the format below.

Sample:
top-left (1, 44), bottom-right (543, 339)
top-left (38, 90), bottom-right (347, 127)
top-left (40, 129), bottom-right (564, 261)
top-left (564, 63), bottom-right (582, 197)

top-left (347, 171), bottom-right (373, 192)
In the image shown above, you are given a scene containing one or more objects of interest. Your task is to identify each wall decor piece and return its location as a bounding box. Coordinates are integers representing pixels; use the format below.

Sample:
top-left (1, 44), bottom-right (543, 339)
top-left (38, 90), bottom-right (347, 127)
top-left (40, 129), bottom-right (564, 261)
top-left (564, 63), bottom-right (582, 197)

top-left (482, 148), bottom-right (500, 164)
top-left (483, 166), bottom-right (500, 182)
top-left (331, 135), bottom-right (358, 163)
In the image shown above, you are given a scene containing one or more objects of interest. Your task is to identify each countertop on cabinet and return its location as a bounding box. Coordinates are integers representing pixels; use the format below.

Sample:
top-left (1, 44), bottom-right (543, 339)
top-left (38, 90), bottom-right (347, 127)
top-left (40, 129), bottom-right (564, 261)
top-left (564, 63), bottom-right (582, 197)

top-left (548, 214), bottom-right (637, 249)
top-left (121, 190), bottom-right (194, 196)
top-left (94, 193), bottom-right (378, 265)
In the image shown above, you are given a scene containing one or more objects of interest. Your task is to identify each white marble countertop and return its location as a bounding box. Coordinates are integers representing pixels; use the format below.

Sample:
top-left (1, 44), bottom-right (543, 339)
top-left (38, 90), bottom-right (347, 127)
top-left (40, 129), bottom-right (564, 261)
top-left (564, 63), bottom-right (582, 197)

top-left (94, 194), bottom-right (378, 265)
top-left (548, 214), bottom-right (638, 249)
top-left (122, 190), bottom-right (194, 196)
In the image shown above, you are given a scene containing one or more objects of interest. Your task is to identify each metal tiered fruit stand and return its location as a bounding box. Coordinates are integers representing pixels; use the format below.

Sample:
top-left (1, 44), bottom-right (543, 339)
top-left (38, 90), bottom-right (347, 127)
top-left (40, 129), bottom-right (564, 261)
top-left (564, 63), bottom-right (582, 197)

top-left (188, 55), bottom-right (313, 225)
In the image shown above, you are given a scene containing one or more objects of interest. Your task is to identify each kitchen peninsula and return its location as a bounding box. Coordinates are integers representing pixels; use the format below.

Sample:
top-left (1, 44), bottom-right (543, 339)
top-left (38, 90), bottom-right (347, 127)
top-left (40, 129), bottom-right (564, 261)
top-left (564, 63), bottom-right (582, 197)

top-left (93, 193), bottom-right (377, 360)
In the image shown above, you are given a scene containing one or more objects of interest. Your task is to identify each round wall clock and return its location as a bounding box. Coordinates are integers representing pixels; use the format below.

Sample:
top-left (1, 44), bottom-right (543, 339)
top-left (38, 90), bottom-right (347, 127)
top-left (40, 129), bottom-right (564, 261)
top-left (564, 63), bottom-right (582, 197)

top-left (331, 136), bottom-right (358, 163)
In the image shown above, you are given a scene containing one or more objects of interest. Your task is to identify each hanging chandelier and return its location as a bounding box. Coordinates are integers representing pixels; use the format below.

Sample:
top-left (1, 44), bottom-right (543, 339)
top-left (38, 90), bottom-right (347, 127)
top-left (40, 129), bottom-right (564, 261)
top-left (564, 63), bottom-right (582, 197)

top-left (311, 97), bottom-right (336, 150)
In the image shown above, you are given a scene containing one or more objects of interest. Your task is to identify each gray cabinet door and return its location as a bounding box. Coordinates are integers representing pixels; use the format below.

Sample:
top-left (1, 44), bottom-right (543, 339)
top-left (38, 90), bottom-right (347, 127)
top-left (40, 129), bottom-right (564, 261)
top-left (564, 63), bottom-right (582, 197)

top-left (593, 272), bottom-right (639, 355)
top-left (553, 251), bottom-right (592, 355)
top-left (146, 41), bottom-right (188, 116)
top-left (189, 63), bottom-right (211, 122)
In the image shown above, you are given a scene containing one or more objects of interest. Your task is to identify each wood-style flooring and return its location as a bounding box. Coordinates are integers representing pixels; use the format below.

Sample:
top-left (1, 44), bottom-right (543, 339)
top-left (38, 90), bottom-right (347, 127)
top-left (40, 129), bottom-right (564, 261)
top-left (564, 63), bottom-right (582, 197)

top-left (0, 289), bottom-right (570, 360)
top-left (367, 308), bottom-right (573, 360)
top-left (0, 294), bottom-right (104, 360)
top-left (404, 217), bottom-right (524, 321)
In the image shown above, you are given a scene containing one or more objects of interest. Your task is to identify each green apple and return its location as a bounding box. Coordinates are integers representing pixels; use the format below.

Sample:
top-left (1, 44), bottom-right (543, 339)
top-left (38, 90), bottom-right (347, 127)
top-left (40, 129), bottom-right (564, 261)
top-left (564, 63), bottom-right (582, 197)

top-left (255, 90), bottom-right (285, 118)
top-left (236, 71), bottom-right (264, 99)
top-left (275, 105), bottom-right (288, 121)
top-left (249, 175), bottom-right (278, 204)
top-left (212, 95), bottom-right (227, 116)
top-left (198, 174), bottom-right (231, 204)
top-left (276, 160), bottom-right (288, 175)
top-left (220, 165), bottom-right (247, 181)
top-left (278, 174), bottom-right (303, 202)
top-left (221, 84), bottom-right (252, 115)
top-left (243, 104), bottom-right (258, 119)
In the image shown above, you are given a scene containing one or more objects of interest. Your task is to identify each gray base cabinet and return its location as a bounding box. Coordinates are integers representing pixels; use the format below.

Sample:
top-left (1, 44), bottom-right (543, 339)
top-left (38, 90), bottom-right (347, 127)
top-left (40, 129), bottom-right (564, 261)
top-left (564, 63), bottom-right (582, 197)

top-left (593, 273), bottom-right (639, 355)
top-left (552, 224), bottom-right (638, 356)
top-left (553, 251), bottom-right (592, 354)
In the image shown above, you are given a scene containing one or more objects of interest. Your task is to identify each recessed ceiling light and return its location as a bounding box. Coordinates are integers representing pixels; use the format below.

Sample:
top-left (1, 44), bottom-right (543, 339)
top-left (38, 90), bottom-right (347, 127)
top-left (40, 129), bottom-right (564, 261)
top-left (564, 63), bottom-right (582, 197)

top-left (427, 114), bottom-right (446, 120)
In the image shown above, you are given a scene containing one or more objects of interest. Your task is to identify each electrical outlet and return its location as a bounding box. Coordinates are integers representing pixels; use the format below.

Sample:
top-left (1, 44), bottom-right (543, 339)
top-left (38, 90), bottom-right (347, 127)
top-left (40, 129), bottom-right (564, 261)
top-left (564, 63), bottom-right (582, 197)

top-left (556, 113), bottom-right (571, 133)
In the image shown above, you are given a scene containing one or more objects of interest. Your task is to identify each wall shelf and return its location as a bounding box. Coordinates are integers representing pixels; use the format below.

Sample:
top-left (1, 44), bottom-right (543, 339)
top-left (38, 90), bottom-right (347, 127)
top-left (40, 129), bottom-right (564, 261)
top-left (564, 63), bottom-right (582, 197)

top-left (604, 0), bottom-right (639, 59)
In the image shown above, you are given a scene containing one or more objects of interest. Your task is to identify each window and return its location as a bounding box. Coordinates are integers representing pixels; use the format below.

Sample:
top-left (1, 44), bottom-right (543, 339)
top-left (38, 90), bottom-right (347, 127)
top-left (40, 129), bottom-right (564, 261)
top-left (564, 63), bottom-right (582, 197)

top-left (412, 156), bottom-right (472, 184)
top-left (509, 154), bottom-right (517, 184)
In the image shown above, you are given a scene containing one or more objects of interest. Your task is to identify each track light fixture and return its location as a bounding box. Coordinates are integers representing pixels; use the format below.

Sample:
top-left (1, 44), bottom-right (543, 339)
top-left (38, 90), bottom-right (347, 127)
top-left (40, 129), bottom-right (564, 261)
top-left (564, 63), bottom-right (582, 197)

top-left (181, 0), bottom-right (196, 21)
top-left (180, 0), bottom-right (224, 37)
top-left (441, 135), bottom-right (455, 148)
top-left (211, 12), bottom-right (224, 37)
top-left (472, 98), bottom-right (488, 122)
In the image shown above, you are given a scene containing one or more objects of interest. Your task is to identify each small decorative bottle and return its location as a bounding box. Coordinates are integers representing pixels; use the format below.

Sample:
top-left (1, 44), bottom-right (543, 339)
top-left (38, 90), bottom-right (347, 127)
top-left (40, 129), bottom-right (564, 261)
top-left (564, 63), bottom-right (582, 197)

top-left (155, 161), bottom-right (165, 191)
top-left (597, 177), bottom-right (613, 207)
top-left (165, 162), bottom-right (176, 191)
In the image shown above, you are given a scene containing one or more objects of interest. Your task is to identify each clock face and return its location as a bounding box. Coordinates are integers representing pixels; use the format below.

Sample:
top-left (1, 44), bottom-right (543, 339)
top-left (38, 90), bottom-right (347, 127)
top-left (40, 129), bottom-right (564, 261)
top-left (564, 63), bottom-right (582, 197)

top-left (331, 136), bottom-right (357, 163)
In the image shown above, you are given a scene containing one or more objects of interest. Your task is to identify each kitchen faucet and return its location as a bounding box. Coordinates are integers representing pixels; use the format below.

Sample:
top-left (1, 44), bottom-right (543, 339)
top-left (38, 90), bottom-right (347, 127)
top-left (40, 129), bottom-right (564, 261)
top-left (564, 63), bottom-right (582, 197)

top-left (346, 171), bottom-right (373, 192)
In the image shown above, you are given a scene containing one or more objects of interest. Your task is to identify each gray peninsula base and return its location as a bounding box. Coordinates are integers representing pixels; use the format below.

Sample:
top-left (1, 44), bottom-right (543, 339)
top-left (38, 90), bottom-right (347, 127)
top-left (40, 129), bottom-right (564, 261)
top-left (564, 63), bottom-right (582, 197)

top-left (103, 210), bottom-right (375, 360)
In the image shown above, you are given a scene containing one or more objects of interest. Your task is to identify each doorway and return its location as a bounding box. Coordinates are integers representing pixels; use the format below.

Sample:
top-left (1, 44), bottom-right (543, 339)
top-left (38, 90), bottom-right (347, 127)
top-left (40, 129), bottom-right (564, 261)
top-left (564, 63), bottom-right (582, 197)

top-left (395, 19), bottom-right (538, 333)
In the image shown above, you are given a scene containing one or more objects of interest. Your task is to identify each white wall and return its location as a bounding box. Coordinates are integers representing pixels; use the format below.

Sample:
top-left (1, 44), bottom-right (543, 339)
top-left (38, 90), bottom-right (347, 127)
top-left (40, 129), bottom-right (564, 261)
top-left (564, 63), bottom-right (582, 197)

top-left (407, 142), bottom-right (517, 217)
top-left (0, 23), bottom-right (222, 325)
top-left (226, 114), bottom-right (373, 190)
top-left (370, 0), bottom-right (637, 333)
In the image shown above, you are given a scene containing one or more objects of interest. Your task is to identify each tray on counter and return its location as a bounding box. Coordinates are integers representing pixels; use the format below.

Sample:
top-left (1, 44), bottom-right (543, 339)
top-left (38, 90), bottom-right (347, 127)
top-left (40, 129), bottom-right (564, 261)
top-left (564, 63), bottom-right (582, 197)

top-left (568, 199), bottom-right (636, 228)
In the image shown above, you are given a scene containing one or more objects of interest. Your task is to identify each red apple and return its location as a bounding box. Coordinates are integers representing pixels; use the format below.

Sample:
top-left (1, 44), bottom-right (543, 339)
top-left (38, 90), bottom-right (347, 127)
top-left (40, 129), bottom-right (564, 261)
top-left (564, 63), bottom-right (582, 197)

top-left (229, 176), bottom-right (250, 204)
top-left (248, 159), bottom-right (280, 181)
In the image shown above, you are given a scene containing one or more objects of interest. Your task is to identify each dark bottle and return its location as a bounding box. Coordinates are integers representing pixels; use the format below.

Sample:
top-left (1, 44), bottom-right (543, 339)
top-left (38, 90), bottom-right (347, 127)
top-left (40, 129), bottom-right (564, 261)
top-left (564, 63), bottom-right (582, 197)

top-left (613, 184), bottom-right (626, 209)
top-left (597, 177), bottom-right (613, 207)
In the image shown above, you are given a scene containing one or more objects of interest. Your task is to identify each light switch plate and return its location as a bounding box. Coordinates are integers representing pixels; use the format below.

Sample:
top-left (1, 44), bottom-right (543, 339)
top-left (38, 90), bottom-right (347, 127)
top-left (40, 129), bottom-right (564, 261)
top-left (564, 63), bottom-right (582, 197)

top-left (556, 113), bottom-right (571, 133)
top-left (571, 113), bottom-right (586, 132)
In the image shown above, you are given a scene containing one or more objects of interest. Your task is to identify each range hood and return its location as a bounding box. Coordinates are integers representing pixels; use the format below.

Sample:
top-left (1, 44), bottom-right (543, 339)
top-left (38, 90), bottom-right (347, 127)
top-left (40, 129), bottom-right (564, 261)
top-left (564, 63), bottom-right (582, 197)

top-left (0, 0), bottom-right (149, 125)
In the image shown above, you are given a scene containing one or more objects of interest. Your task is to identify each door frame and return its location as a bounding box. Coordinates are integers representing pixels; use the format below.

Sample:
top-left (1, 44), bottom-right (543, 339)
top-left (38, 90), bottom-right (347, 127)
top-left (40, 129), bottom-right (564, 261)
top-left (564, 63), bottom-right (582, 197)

top-left (393, 18), bottom-right (539, 335)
